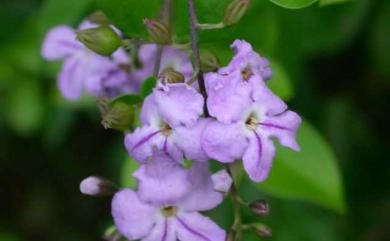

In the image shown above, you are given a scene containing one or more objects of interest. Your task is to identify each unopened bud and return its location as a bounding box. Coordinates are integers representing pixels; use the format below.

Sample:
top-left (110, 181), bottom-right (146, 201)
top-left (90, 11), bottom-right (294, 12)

top-left (223, 0), bottom-right (251, 26)
top-left (103, 226), bottom-right (125, 241)
top-left (89, 10), bottom-right (110, 25)
top-left (80, 176), bottom-right (117, 196)
top-left (254, 224), bottom-right (272, 238)
top-left (144, 19), bottom-right (171, 45)
top-left (225, 230), bottom-right (236, 241)
top-left (211, 170), bottom-right (232, 193)
top-left (200, 50), bottom-right (220, 72)
top-left (249, 199), bottom-right (270, 217)
top-left (77, 26), bottom-right (122, 56)
top-left (99, 99), bottom-right (135, 132)
top-left (160, 68), bottom-right (185, 84)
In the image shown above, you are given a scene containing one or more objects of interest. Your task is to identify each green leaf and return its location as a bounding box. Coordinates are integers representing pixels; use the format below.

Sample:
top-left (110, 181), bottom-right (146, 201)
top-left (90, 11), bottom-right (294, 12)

top-left (121, 156), bottom-right (139, 188)
top-left (267, 60), bottom-right (294, 100)
top-left (111, 94), bottom-right (142, 106)
top-left (319, 0), bottom-right (350, 6)
top-left (275, 0), bottom-right (368, 56)
top-left (4, 80), bottom-right (45, 135)
top-left (369, 0), bottom-right (390, 77)
top-left (140, 77), bottom-right (157, 99)
top-left (258, 121), bottom-right (346, 213)
top-left (269, 0), bottom-right (318, 9)
top-left (96, 0), bottom-right (162, 38)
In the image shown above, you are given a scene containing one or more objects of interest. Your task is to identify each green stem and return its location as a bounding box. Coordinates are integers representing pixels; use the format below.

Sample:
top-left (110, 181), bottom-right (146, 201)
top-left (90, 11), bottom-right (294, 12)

top-left (228, 164), bottom-right (243, 241)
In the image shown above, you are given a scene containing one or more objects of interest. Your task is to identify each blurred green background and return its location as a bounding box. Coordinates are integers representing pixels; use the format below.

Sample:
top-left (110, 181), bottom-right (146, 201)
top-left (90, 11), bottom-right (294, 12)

top-left (0, 0), bottom-right (389, 240)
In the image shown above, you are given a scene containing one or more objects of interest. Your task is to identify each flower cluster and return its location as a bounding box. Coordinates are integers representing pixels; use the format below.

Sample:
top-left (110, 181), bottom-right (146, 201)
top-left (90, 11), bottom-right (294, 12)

top-left (44, 19), bottom-right (301, 241)
top-left (118, 40), bottom-right (301, 240)
top-left (42, 22), bottom-right (192, 100)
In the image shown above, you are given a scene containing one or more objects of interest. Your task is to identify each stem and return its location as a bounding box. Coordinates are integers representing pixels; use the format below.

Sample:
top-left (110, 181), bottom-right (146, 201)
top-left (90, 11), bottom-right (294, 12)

top-left (187, 0), bottom-right (209, 117)
top-left (153, 0), bottom-right (172, 78)
top-left (228, 164), bottom-right (243, 241)
top-left (153, 47), bottom-right (163, 77)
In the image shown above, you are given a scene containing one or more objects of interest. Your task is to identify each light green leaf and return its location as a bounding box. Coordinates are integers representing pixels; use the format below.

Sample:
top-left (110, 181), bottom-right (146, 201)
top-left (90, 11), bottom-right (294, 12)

top-left (121, 156), bottom-right (139, 188)
top-left (267, 60), bottom-right (294, 100)
top-left (269, 0), bottom-right (318, 9)
top-left (259, 121), bottom-right (346, 213)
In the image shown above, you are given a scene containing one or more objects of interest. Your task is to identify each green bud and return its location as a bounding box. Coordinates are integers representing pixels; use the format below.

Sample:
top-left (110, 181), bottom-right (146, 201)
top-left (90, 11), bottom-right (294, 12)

top-left (103, 226), bottom-right (125, 241)
top-left (254, 224), bottom-right (272, 238)
top-left (200, 49), bottom-right (220, 73)
top-left (144, 19), bottom-right (171, 45)
top-left (99, 99), bottom-right (135, 132)
top-left (77, 26), bottom-right (122, 56)
top-left (249, 199), bottom-right (270, 217)
top-left (89, 10), bottom-right (110, 25)
top-left (223, 0), bottom-right (251, 26)
top-left (160, 67), bottom-right (185, 84)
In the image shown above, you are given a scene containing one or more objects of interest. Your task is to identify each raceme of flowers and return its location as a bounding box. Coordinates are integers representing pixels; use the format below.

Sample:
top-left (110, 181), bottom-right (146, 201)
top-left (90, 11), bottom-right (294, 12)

top-left (43, 22), bottom-right (301, 241)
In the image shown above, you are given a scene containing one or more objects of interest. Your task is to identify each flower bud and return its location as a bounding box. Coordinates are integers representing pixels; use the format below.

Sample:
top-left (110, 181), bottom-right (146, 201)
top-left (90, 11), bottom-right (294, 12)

top-left (211, 170), bottom-right (233, 193)
top-left (254, 224), bottom-right (272, 238)
top-left (144, 19), bottom-right (171, 45)
top-left (200, 50), bottom-right (220, 72)
top-left (223, 0), bottom-right (251, 27)
top-left (77, 26), bottom-right (122, 56)
top-left (249, 199), bottom-right (270, 217)
top-left (103, 226), bottom-right (124, 241)
top-left (89, 10), bottom-right (110, 25)
top-left (80, 176), bottom-right (117, 197)
top-left (225, 230), bottom-right (236, 241)
top-left (99, 99), bottom-right (135, 132)
top-left (160, 68), bottom-right (185, 84)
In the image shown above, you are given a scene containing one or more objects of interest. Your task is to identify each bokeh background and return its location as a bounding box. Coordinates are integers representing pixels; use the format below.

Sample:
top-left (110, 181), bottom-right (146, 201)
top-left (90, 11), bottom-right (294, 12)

top-left (0, 0), bottom-right (389, 240)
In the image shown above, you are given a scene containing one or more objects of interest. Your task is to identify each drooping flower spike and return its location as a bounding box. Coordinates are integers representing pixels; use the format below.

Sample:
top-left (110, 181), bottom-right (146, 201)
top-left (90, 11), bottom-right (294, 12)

top-left (112, 152), bottom-right (229, 241)
top-left (42, 21), bottom-right (133, 100)
top-left (125, 82), bottom-right (209, 163)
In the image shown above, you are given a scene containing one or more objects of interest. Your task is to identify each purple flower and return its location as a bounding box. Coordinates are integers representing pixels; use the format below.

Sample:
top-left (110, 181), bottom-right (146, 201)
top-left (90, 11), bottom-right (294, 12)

top-left (125, 83), bottom-right (209, 162)
top-left (41, 21), bottom-right (133, 100)
top-left (112, 158), bottom-right (225, 241)
top-left (219, 39), bottom-right (272, 81)
top-left (202, 82), bottom-right (301, 182)
top-left (129, 44), bottom-right (193, 89)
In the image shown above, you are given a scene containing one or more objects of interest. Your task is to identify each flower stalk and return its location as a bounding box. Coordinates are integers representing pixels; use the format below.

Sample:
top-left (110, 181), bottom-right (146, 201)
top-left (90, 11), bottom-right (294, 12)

top-left (228, 164), bottom-right (243, 241)
top-left (187, 0), bottom-right (209, 116)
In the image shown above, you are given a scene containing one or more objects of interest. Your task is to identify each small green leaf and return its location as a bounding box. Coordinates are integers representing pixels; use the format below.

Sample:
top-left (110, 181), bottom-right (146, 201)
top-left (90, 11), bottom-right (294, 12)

top-left (267, 60), bottom-right (294, 100)
top-left (258, 121), bottom-right (346, 213)
top-left (140, 77), bottom-right (157, 99)
top-left (111, 94), bottom-right (142, 106)
top-left (269, 0), bottom-right (318, 9)
top-left (121, 156), bottom-right (139, 188)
